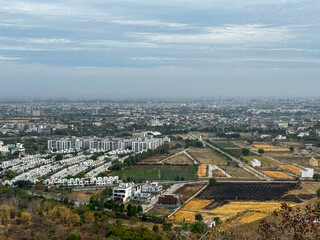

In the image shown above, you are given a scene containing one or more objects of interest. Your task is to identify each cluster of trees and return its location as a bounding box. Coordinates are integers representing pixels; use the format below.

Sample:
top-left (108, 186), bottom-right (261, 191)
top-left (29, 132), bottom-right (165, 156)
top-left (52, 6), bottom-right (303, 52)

top-left (185, 139), bottom-right (203, 148)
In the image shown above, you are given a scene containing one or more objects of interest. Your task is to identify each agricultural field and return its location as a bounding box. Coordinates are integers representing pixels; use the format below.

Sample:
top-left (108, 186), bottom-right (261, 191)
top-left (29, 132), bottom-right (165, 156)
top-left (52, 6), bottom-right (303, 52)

top-left (279, 164), bottom-right (304, 176)
top-left (226, 148), bottom-right (258, 156)
top-left (188, 148), bottom-right (227, 165)
top-left (197, 165), bottom-right (207, 177)
top-left (139, 148), bottom-right (183, 164)
top-left (264, 151), bottom-right (313, 167)
top-left (212, 141), bottom-right (240, 149)
top-left (171, 199), bottom-right (288, 223)
top-left (263, 171), bottom-right (294, 179)
top-left (165, 154), bottom-right (194, 165)
top-left (252, 143), bottom-right (288, 152)
top-left (174, 184), bottom-right (206, 201)
top-left (197, 183), bottom-right (298, 201)
top-left (212, 169), bottom-right (227, 177)
top-left (113, 165), bottom-right (198, 181)
top-left (243, 155), bottom-right (281, 166)
top-left (219, 165), bottom-right (258, 180)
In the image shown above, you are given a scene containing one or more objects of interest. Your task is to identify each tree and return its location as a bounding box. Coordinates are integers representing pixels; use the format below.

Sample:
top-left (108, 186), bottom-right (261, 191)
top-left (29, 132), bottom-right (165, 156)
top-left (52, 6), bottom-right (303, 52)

top-left (66, 233), bottom-right (81, 240)
top-left (289, 146), bottom-right (295, 152)
top-left (247, 139), bottom-right (254, 145)
top-left (55, 154), bottom-right (63, 161)
top-left (259, 202), bottom-right (320, 240)
top-left (313, 173), bottom-right (320, 181)
top-left (190, 221), bottom-right (206, 234)
top-left (195, 213), bottom-right (203, 221)
top-left (162, 222), bottom-right (172, 232)
top-left (317, 188), bottom-right (320, 198)
top-left (209, 178), bottom-right (217, 185)
top-left (242, 148), bottom-right (250, 156)
top-left (153, 224), bottom-right (159, 233)
top-left (258, 148), bottom-right (265, 154)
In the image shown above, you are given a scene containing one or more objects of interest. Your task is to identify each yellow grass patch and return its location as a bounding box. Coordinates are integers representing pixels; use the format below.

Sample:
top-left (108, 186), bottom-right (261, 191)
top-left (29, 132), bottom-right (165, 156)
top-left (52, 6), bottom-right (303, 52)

top-left (197, 165), bottom-right (207, 177)
top-left (171, 210), bottom-right (216, 222)
top-left (252, 144), bottom-right (288, 151)
top-left (263, 171), bottom-right (294, 179)
top-left (238, 211), bottom-right (269, 224)
top-left (184, 199), bottom-right (211, 211)
top-left (279, 165), bottom-right (304, 175)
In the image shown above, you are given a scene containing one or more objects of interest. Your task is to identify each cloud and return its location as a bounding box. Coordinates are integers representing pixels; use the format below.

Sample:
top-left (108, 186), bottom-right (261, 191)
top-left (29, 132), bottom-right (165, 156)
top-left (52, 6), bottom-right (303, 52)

top-left (136, 24), bottom-right (295, 45)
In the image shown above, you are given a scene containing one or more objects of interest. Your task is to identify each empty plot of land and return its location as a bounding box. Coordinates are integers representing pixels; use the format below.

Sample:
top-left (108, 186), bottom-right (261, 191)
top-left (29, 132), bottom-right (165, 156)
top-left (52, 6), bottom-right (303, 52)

top-left (220, 165), bottom-right (258, 180)
top-left (279, 165), bottom-right (304, 176)
top-left (174, 184), bottom-right (206, 201)
top-left (227, 148), bottom-right (258, 156)
top-left (197, 183), bottom-right (298, 201)
top-left (165, 154), bottom-right (194, 165)
top-left (262, 171), bottom-right (294, 179)
top-left (66, 190), bottom-right (103, 202)
top-left (188, 148), bottom-right (227, 164)
top-left (139, 149), bottom-right (183, 164)
top-left (252, 144), bottom-right (288, 151)
top-left (212, 141), bottom-right (240, 149)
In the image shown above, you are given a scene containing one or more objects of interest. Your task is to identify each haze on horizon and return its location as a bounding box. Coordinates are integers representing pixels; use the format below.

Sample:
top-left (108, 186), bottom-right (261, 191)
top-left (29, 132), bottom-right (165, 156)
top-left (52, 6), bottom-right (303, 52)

top-left (0, 0), bottom-right (320, 98)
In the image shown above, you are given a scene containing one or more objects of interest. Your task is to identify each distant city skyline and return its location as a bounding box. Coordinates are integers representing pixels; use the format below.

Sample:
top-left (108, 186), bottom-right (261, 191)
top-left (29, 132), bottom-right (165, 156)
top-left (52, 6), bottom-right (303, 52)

top-left (0, 0), bottom-right (320, 98)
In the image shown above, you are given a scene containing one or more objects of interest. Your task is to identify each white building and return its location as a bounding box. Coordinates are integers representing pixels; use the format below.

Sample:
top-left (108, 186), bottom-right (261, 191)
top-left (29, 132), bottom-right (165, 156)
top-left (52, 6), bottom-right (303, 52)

top-left (142, 182), bottom-right (162, 193)
top-left (113, 182), bottom-right (135, 203)
top-left (250, 159), bottom-right (261, 167)
top-left (300, 168), bottom-right (314, 178)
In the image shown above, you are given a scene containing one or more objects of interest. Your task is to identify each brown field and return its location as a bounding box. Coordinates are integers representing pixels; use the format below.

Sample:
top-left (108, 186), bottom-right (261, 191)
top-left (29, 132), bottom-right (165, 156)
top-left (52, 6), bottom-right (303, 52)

top-left (171, 210), bottom-right (216, 222)
top-left (174, 184), bottom-right (206, 201)
top-left (197, 165), bottom-right (207, 177)
top-left (279, 165), bottom-right (304, 175)
top-left (165, 154), bottom-right (194, 165)
top-left (220, 166), bottom-right (258, 180)
top-left (263, 171), bottom-right (294, 179)
top-left (147, 206), bottom-right (173, 218)
top-left (188, 148), bottom-right (227, 165)
top-left (212, 170), bottom-right (227, 177)
top-left (66, 190), bottom-right (103, 202)
top-left (139, 149), bottom-right (182, 164)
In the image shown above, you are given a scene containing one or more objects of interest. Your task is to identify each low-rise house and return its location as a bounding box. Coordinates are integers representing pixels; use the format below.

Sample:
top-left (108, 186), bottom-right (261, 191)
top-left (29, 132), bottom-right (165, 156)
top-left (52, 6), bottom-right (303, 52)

top-left (203, 220), bottom-right (216, 228)
top-left (300, 168), bottom-right (314, 178)
top-left (142, 182), bottom-right (162, 193)
top-left (250, 159), bottom-right (261, 167)
top-left (113, 182), bottom-right (135, 203)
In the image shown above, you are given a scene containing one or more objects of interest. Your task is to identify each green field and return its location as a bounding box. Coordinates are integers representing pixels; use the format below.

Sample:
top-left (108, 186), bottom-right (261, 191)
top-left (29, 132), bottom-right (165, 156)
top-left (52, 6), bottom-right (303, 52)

top-left (112, 165), bottom-right (198, 181)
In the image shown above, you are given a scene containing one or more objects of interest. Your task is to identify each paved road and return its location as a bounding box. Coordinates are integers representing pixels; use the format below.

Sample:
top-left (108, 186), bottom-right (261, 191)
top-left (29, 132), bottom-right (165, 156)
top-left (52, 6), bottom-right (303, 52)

top-left (188, 133), bottom-right (272, 181)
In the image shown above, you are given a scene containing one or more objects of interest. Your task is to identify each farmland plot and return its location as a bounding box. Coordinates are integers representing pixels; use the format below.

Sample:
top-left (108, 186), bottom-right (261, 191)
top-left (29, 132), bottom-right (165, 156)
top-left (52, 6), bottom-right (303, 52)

top-left (263, 171), bottom-right (294, 179)
top-left (279, 164), bottom-right (304, 176)
top-left (188, 148), bottom-right (227, 165)
top-left (165, 154), bottom-right (194, 165)
top-left (197, 165), bottom-right (207, 177)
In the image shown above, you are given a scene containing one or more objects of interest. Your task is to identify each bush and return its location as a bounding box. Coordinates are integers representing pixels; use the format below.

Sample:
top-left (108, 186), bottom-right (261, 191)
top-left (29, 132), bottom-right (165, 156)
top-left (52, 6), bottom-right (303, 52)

top-left (66, 233), bottom-right (81, 240)
top-left (209, 178), bottom-right (217, 185)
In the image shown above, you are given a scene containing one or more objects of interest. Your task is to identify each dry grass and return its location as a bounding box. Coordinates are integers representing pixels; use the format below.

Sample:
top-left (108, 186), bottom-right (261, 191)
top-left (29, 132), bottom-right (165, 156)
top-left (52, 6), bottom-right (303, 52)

top-left (171, 210), bottom-right (217, 222)
top-left (197, 165), bottom-right (207, 177)
top-left (66, 190), bottom-right (103, 202)
top-left (279, 165), bottom-right (304, 175)
top-left (188, 148), bottom-right (227, 165)
top-left (165, 154), bottom-right (194, 165)
top-left (263, 171), bottom-right (294, 179)
top-left (183, 199), bottom-right (211, 210)
top-left (252, 144), bottom-right (288, 151)
top-left (238, 211), bottom-right (269, 224)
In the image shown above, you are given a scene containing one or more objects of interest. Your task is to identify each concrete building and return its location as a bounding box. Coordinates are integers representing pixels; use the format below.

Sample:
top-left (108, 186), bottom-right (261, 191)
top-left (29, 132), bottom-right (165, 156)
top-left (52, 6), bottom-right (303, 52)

top-left (300, 168), bottom-right (314, 178)
top-left (158, 194), bottom-right (180, 205)
top-left (250, 159), bottom-right (261, 167)
top-left (113, 182), bottom-right (135, 203)
top-left (142, 182), bottom-right (162, 193)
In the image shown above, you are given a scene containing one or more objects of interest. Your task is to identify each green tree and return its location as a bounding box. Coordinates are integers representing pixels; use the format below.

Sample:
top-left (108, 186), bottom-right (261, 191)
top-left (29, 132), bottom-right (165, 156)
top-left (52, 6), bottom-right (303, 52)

top-left (242, 148), bottom-right (250, 156)
top-left (195, 213), bottom-right (203, 221)
top-left (153, 224), bottom-right (159, 233)
top-left (190, 221), bottom-right (206, 234)
top-left (313, 173), bottom-right (320, 181)
top-left (289, 146), bottom-right (295, 152)
top-left (317, 188), bottom-right (320, 198)
top-left (209, 178), bottom-right (217, 185)
top-left (66, 232), bottom-right (81, 240)
top-left (55, 154), bottom-right (63, 161)
top-left (258, 148), bottom-right (265, 154)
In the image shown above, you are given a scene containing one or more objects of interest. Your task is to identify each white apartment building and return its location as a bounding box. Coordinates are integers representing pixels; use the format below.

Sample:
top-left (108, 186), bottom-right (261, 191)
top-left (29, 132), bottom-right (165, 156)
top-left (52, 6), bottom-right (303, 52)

top-left (113, 182), bottom-right (135, 203)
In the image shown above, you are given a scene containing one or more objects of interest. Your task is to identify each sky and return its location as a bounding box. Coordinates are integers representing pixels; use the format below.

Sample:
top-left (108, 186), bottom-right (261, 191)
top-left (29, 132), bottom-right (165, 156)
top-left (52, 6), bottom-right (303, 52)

top-left (0, 0), bottom-right (320, 98)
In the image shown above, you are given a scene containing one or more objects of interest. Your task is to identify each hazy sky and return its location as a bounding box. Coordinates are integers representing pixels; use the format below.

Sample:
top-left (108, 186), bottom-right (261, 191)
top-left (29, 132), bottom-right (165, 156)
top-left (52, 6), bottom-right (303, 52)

top-left (0, 0), bottom-right (320, 98)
